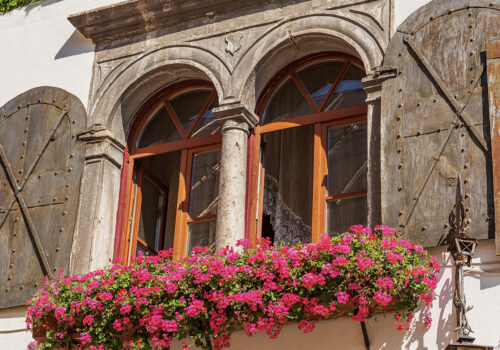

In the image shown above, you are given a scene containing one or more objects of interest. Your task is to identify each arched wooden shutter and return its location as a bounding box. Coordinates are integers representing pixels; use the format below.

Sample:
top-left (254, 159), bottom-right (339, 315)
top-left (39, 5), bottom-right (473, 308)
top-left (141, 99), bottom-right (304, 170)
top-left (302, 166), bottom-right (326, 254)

top-left (0, 87), bottom-right (86, 308)
top-left (380, 0), bottom-right (500, 247)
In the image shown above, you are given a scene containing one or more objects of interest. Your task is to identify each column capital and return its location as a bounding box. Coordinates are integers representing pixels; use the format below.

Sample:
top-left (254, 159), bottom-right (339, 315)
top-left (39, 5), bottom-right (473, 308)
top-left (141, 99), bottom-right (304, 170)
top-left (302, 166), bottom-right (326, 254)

top-left (212, 102), bottom-right (259, 134)
top-left (77, 124), bottom-right (125, 168)
top-left (362, 66), bottom-right (397, 103)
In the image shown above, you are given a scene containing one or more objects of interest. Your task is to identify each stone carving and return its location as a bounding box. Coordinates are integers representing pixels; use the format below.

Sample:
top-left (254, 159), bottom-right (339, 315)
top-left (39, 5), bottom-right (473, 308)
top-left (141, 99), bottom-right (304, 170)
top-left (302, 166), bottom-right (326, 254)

top-left (350, 0), bottom-right (385, 31)
top-left (225, 32), bottom-right (243, 56)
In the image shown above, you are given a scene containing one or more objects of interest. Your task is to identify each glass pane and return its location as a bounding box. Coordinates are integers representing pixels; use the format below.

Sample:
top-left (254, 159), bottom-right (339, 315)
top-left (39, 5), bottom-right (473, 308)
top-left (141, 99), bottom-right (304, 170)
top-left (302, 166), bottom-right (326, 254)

top-left (137, 106), bottom-right (181, 149)
top-left (189, 150), bottom-right (221, 218)
top-left (187, 220), bottom-right (216, 254)
top-left (296, 60), bottom-right (345, 107)
top-left (138, 176), bottom-right (164, 251)
top-left (327, 196), bottom-right (367, 236)
top-left (262, 77), bottom-right (315, 124)
top-left (136, 242), bottom-right (149, 256)
top-left (327, 122), bottom-right (367, 195)
top-left (140, 151), bottom-right (181, 251)
top-left (191, 98), bottom-right (221, 137)
top-left (324, 64), bottom-right (366, 111)
top-left (169, 89), bottom-right (212, 133)
top-left (261, 125), bottom-right (314, 245)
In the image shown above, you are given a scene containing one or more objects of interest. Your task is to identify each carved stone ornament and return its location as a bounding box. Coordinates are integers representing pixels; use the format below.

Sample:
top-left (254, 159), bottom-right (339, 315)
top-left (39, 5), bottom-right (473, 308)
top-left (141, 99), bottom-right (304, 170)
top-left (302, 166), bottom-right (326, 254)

top-left (225, 32), bottom-right (243, 56)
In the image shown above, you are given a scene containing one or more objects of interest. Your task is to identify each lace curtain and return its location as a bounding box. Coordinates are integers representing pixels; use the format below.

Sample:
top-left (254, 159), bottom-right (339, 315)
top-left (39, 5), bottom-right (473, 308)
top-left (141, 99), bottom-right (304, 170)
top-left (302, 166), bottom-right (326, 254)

top-left (263, 174), bottom-right (311, 245)
top-left (261, 125), bottom-right (314, 245)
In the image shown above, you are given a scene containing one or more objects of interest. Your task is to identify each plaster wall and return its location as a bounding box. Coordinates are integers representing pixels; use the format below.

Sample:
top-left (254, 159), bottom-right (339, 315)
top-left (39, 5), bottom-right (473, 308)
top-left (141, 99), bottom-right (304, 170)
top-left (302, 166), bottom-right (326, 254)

top-left (393, 0), bottom-right (432, 30)
top-left (0, 307), bottom-right (32, 350)
top-left (0, 0), bottom-right (123, 108)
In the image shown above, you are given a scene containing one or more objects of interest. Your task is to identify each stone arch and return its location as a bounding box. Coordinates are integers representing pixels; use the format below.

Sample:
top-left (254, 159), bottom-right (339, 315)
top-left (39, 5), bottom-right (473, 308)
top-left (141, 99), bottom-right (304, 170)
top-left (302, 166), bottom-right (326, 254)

top-left (233, 14), bottom-right (384, 109)
top-left (89, 44), bottom-right (232, 144)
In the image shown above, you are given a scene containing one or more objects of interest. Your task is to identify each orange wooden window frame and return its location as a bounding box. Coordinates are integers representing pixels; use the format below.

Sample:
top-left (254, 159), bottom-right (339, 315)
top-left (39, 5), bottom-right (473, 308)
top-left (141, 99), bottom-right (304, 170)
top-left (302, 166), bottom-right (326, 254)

top-left (119, 81), bottom-right (222, 262)
top-left (130, 166), bottom-right (168, 256)
top-left (249, 53), bottom-right (368, 245)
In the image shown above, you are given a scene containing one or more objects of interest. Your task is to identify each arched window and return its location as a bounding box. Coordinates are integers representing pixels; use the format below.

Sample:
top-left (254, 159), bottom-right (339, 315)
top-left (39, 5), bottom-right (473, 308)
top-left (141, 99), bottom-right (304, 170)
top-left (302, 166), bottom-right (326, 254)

top-left (123, 80), bottom-right (221, 261)
top-left (249, 53), bottom-right (368, 245)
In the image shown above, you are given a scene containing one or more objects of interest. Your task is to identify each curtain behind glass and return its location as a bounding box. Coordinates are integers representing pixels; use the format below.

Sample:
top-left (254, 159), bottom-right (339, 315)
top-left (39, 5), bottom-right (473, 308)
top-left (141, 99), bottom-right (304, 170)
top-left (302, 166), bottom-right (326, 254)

top-left (262, 124), bottom-right (314, 245)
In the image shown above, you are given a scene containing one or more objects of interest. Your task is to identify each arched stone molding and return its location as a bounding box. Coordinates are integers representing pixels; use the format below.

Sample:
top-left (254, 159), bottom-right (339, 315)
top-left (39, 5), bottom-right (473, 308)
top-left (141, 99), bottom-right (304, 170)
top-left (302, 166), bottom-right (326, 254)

top-left (69, 0), bottom-right (391, 264)
top-left (78, 45), bottom-right (232, 271)
top-left (233, 14), bottom-right (385, 109)
top-left (88, 44), bottom-right (232, 143)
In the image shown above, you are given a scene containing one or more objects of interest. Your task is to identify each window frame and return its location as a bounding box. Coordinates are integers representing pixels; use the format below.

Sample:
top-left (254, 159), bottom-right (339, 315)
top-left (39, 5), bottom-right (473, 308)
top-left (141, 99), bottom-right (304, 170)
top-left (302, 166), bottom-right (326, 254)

top-left (248, 53), bottom-right (368, 245)
top-left (119, 80), bottom-right (222, 262)
top-left (174, 143), bottom-right (221, 257)
top-left (129, 165), bottom-right (168, 256)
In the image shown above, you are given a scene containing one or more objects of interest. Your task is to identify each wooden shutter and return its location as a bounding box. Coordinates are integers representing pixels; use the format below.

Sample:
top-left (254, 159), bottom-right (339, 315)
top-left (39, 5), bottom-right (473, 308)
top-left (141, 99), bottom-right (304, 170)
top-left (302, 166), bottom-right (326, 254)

top-left (0, 87), bottom-right (86, 308)
top-left (380, 0), bottom-right (500, 247)
top-left (487, 38), bottom-right (500, 255)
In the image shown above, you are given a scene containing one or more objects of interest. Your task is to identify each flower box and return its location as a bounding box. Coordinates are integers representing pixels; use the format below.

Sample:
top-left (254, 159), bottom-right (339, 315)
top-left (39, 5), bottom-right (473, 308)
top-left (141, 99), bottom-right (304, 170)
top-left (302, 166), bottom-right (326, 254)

top-left (27, 226), bottom-right (438, 350)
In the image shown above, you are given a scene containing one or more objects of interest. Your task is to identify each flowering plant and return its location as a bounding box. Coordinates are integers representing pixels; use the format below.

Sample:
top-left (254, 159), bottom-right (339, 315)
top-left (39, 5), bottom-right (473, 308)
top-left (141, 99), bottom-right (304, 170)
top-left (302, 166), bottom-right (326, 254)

top-left (27, 225), bottom-right (439, 350)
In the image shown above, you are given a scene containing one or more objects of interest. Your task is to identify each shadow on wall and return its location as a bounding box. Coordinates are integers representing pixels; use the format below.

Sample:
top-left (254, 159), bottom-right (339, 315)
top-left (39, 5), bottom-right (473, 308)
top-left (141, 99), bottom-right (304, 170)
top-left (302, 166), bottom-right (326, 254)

top-left (367, 264), bottom-right (454, 350)
top-left (16, 0), bottom-right (63, 16)
top-left (55, 30), bottom-right (94, 59)
top-left (433, 271), bottom-right (455, 349)
top-left (466, 270), bottom-right (500, 290)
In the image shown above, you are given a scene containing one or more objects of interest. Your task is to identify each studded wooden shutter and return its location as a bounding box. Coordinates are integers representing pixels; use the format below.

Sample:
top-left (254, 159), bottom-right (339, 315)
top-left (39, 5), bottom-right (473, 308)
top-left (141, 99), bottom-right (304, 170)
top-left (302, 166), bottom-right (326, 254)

top-left (487, 38), bottom-right (500, 255)
top-left (380, 0), bottom-right (500, 247)
top-left (0, 87), bottom-right (86, 308)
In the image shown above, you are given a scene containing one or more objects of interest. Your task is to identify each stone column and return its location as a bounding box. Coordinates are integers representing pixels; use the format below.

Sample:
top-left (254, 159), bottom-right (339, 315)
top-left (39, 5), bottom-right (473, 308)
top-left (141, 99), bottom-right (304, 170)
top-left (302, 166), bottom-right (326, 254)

top-left (212, 102), bottom-right (258, 250)
top-left (70, 124), bottom-right (125, 274)
top-left (362, 68), bottom-right (397, 228)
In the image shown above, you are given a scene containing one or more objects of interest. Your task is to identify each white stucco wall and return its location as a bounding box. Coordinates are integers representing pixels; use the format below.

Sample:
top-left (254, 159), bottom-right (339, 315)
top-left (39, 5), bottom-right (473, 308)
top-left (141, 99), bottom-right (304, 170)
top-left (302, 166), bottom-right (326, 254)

top-left (393, 0), bottom-right (432, 30)
top-left (0, 307), bottom-right (32, 350)
top-left (0, 0), bottom-right (122, 109)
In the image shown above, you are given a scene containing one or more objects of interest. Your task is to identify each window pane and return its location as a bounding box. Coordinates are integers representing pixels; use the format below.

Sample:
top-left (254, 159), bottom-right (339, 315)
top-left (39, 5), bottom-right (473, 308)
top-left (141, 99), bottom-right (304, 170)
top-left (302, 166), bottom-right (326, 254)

top-left (327, 122), bottom-right (367, 195)
top-left (327, 196), bottom-right (367, 236)
top-left (139, 151), bottom-right (181, 251)
top-left (261, 125), bottom-right (314, 245)
top-left (296, 60), bottom-right (345, 107)
top-left (187, 220), bottom-right (216, 254)
top-left (138, 176), bottom-right (163, 251)
top-left (262, 77), bottom-right (314, 124)
top-left (136, 242), bottom-right (150, 256)
top-left (189, 150), bottom-right (221, 218)
top-left (324, 64), bottom-right (366, 111)
top-left (191, 98), bottom-right (221, 138)
top-left (169, 89), bottom-right (212, 133)
top-left (137, 106), bottom-right (181, 148)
